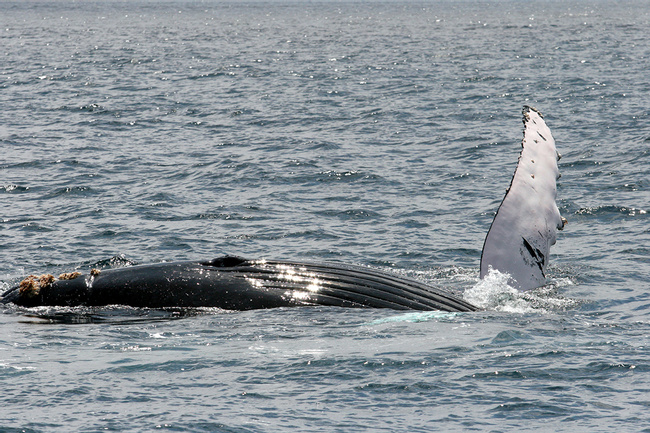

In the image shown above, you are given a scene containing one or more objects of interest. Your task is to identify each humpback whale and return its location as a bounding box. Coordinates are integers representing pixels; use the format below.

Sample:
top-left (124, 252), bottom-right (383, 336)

top-left (1, 107), bottom-right (564, 312)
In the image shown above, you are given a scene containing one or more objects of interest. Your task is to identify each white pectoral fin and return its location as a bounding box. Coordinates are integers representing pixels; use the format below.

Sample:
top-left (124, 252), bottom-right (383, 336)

top-left (480, 106), bottom-right (565, 291)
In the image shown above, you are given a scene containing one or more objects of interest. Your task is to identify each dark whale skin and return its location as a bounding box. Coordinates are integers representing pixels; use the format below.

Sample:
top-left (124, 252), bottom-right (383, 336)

top-left (1, 256), bottom-right (477, 312)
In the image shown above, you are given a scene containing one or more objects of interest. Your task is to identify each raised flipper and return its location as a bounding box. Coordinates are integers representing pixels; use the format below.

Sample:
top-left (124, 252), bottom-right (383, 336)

top-left (480, 106), bottom-right (565, 290)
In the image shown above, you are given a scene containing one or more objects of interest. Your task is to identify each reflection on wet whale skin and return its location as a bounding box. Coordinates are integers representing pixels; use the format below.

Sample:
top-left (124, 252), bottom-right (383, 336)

top-left (1, 107), bottom-right (563, 313)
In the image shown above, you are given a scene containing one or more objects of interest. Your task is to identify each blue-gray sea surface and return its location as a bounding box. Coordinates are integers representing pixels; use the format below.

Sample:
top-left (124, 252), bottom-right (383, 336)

top-left (1, 1), bottom-right (649, 432)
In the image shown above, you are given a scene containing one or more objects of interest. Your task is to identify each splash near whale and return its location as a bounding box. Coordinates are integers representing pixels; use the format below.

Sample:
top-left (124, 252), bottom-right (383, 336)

top-left (1, 107), bottom-right (564, 312)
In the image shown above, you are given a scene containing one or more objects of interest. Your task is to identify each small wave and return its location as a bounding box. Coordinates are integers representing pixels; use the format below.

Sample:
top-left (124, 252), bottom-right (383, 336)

top-left (1, 184), bottom-right (30, 193)
top-left (464, 269), bottom-right (582, 313)
top-left (19, 222), bottom-right (55, 233)
top-left (10, 305), bottom-right (217, 325)
top-left (89, 254), bottom-right (139, 269)
top-left (366, 311), bottom-right (459, 325)
top-left (576, 205), bottom-right (647, 217)
top-left (0, 362), bottom-right (37, 372)
top-left (317, 170), bottom-right (383, 183)
top-left (76, 103), bottom-right (108, 113)
top-left (314, 208), bottom-right (382, 221)
top-left (47, 186), bottom-right (97, 198)
top-left (194, 212), bottom-right (254, 221)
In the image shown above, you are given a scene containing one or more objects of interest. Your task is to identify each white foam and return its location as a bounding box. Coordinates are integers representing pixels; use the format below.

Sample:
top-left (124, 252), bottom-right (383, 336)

top-left (464, 268), bottom-right (538, 313)
top-left (464, 268), bottom-right (582, 313)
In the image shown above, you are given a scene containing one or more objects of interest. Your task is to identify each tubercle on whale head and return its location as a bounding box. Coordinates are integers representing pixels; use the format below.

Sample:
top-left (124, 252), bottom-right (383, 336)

top-left (0, 267), bottom-right (99, 307)
top-left (59, 272), bottom-right (82, 281)
top-left (19, 274), bottom-right (56, 299)
top-left (10, 271), bottom-right (89, 306)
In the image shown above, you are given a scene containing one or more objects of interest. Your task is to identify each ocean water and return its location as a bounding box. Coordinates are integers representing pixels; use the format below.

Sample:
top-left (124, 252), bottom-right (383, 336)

top-left (1, 0), bottom-right (649, 431)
